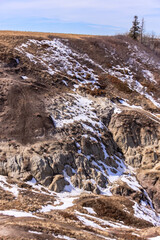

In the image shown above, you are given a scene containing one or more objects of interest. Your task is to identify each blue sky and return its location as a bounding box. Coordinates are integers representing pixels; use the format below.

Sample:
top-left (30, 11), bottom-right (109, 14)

top-left (0, 0), bottom-right (160, 35)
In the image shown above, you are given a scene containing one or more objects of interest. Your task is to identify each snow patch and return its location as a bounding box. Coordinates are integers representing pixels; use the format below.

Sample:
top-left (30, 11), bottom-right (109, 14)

top-left (52, 233), bottom-right (76, 240)
top-left (119, 99), bottom-right (143, 109)
top-left (142, 70), bottom-right (157, 83)
top-left (77, 214), bottom-right (105, 231)
top-left (0, 210), bottom-right (41, 219)
top-left (28, 230), bottom-right (42, 235)
top-left (133, 202), bottom-right (160, 226)
top-left (110, 65), bottom-right (160, 108)
top-left (76, 211), bottom-right (130, 229)
top-left (50, 94), bottom-right (103, 130)
top-left (40, 196), bottom-right (75, 212)
top-left (15, 38), bottom-right (101, 89)
top-left (83, 207), bottom-right (97, 215)
top-left (148, 237), bottom-right (160, 240)
top-left (0, 176), bottom-right (19, 197)
top-left (21, 76), bottom-right (28, 80)
top-left (62, 80), bottom-right (68, 86)
top-left (120, 175), bottom-right (141, 192)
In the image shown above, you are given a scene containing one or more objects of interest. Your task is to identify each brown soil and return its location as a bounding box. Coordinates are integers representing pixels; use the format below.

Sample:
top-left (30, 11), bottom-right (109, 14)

top-left (0, 73), bottom-right (55, 144)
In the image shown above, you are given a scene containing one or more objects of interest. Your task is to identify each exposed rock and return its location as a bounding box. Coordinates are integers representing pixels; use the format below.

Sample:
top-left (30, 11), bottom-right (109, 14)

top-left (137, 170), bottom-right (160, 212)
top-left (0, 33), bottom-right (159, 220)
top-left (111, 181), bottom-right (136, 196)
top-left (111, 180), bottom-right (151, 206)
top-left (109, 111), bottom-right (160, 168)
top-left (71, 175), bottom-right (80, 188)
top-left (30, 155), bottom-right (54, 186)
top-left (65, 165), bottom-right (74, 177)
top-left (83, 181), bottom-right (95, 192)
top-left (93, 186), bottom-right (101, 194)
top-left (0, 33), bottom-right (160, 238)
top-left (96, 172), bottom-right (108, 188)
top-left (81, 136), bottom-right (104, 160)
top-left (49, 174), bottom-right (69, 192)
top-left (51, 152), bottom-right (76, 175)
top-left (109, 110), bottom-right (160, 211)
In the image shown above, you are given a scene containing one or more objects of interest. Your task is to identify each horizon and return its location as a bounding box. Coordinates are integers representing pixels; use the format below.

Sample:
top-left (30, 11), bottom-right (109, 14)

top-left (0, 0), bottom-right (160, 36)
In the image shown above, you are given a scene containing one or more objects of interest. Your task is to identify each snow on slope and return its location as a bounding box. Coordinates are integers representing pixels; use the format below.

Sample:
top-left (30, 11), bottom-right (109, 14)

top-left (75, 210), bottom-right (130, 229)
top-left (52, 233), bottom-right (76, 240)
top-left (1, 173), bottom-right (160, 229)
top-left (12, 37), bottom-right (160, 228)
top-left (0, 209), bottom-right (41, 218)
top-left (15, 38), bottom-right (160, 108)
top-left (109, 65), bottom-right (160, 108)
top-left (15, 39), bottom-right (101, 88)
top-left (47, 92), bottom-right (128, 191)
top-left (133, 202), bottom-right (160, 226)
top-left (0, 175), bottom-right (19, 197)
top-left (51, 93), bottom-right (104, 130)
top-left (148, 237), bottom-right (160, 240)
top-left (128, 44), bottom-right (160, 70)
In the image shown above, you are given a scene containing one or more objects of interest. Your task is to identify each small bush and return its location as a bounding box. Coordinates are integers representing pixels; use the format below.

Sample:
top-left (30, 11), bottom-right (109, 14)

top-left (98, 74), bottom-right (108, 89)
top-left (86, 88), bottom-right (106, 96)
top-left (86, 73), bottom-right (91, 80)
top-left (58, 211), bottom-right (79, 221)
top-left (41, 43), bottom-right (50, 49)
top-left (109, 75), bottom-right (133, 93)
top-left (141, 81), bottom-right (157, 93)
top-left (98, 74), bottom-right (133, 94)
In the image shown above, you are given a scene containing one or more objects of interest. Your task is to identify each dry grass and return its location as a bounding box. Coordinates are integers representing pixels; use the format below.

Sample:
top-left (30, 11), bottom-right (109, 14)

top-left (0, 186), bottom-right (56, 213)
top-left (0, 181), bottom-right (157, 240)
top-left (86, 88), bottom-right (106, 96)
top-left (78, 73), bottom-right (133, 97)
top-left (77, 195), bottom-right (153, 228)
top-left (97, 74), bottom-right (133, 95)
top-left (0, 30), bottom-right (100, 40)
top-left (141, 80), bottom-right (159, 94)
top-left (57, 211), bottom-right (79, 221)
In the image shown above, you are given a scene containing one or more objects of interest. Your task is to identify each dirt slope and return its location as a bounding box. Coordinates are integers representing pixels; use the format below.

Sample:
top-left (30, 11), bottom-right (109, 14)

top-left (0, 31), bottom-right (159, 240)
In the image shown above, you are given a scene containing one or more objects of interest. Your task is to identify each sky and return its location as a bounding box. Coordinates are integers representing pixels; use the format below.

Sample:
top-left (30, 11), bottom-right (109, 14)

top-left (0, 0), bottom-right (160, 36)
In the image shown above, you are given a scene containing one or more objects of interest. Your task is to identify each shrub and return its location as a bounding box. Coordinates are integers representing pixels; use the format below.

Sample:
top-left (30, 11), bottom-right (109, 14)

top-left (87, 88), bottom-right (106, 96)
top-left (141, 81), bottom-right (158, 93)
top-left (85, 73), bottom-right (91, 80)
top-left (109, 75), bottom-right (133, 94)
top-left (98, 74), bottom-right (133, 94)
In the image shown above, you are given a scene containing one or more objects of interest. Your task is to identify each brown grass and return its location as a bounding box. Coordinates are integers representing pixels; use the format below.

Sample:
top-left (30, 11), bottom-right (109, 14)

top-left (98, 74), bottom-right (133, 94)
top-left (141, 81), bottom-right (158, 94)
top-left (79, 195), bottom-right (153, 228)
top-left (0, 30), bottom-right (101, 40)
top-left (107, 75), bottom-right (133, 94)
top-left (78, 73), bottom-right (133, 97)
top-left (86, 88), bottom-right (106, 96)
top-left (58, 211), bottom-right (79, 221)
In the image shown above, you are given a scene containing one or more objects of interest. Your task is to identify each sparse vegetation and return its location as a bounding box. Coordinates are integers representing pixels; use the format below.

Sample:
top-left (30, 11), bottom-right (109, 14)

top-left (81, 196), bottom-right (153, 228)
top-left (98, 74), bottom-right (133, 94)
top-left (128, 16), bottom-right (160, 56)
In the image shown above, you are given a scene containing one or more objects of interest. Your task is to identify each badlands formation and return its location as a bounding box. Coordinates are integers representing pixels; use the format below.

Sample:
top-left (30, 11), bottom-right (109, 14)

top-left (0, 32), bottom-right (159, 239)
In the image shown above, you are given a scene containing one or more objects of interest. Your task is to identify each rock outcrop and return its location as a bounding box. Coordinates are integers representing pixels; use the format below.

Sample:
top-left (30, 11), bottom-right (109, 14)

top-left (0, 32), bottom-right (159, 219)
top-left (109, 110), bottom-right (160, 211)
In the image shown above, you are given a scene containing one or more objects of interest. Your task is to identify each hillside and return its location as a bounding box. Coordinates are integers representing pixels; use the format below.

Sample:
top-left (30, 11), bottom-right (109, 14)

top-left (0, 31), bottom-right (160, 240)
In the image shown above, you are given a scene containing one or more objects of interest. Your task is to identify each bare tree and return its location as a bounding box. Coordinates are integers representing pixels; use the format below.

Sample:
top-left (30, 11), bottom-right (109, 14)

top-left (140, 18), bottom-right (145, 44)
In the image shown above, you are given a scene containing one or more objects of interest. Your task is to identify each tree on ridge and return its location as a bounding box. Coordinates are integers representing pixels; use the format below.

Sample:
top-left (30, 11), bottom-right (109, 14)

top-left (129, 15), bottom-right (141, 40)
